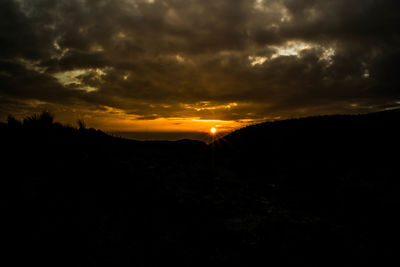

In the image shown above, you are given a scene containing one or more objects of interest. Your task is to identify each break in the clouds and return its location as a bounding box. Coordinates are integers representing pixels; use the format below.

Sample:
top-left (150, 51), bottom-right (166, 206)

top-left (1, 0), bottom-right (400, 131)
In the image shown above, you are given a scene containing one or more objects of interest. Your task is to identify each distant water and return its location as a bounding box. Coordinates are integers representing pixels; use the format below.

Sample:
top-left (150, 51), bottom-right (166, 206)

top-left (109, 131), bottom-right (215, 142)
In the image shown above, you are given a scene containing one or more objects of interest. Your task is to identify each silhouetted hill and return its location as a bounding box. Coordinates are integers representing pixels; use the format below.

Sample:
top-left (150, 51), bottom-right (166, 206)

top-left (213, 109), bottom-right (400, 191)
top-left (1, 110), bottom-right (399, 266)
top-left (215, 108), bottom-right (400, 153)
top-left (209, 109), bottom-right (400, 265)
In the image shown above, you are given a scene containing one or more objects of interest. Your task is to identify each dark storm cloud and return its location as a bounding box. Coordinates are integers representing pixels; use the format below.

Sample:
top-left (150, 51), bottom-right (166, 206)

top-left (1, 0), bottom-right (400, 123)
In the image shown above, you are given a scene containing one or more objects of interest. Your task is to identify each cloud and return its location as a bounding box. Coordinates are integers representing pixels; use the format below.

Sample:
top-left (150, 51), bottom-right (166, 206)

top-left (1, 0), bottom-right (400, 129)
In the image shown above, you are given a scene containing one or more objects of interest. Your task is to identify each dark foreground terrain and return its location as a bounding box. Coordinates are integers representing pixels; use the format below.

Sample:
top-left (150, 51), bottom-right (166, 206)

top-left (1, 110), bottom-right (400, 266)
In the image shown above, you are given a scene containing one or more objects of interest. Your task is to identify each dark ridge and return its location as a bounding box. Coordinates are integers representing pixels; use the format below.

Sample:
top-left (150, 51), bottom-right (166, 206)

top-left (1, 110), bottom-right (399, 266)
top-left (214, 108), bottom-right (400, 147)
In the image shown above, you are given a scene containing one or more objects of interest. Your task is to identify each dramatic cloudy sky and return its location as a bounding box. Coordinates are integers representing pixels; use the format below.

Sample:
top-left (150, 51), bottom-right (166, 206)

top-left (1, 0), bottom-right (400, 135)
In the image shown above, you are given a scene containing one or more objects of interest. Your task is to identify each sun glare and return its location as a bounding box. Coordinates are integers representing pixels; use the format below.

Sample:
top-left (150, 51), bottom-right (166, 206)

top-left (210, 127), bottom-right (217, 134)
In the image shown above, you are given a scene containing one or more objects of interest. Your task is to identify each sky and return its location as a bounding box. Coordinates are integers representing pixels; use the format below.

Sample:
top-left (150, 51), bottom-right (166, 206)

top-left (1, 0), bottom-right (400, 138)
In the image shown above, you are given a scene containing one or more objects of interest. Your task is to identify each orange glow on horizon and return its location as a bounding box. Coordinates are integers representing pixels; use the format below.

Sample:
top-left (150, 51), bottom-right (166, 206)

top-left (84, 116), bottom-right (246, 133)
top-left (50, 104), bottom-right (260, 134)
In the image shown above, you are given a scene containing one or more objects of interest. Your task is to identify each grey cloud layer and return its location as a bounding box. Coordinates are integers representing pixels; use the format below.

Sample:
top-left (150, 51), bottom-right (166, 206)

top-left (1, 0), bottom-right (400, 121)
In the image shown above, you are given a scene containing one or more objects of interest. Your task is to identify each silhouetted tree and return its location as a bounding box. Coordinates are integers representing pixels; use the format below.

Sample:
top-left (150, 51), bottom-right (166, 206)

top-left (7, 115), bottom-right (21, 128)
top-left (77, 119), bottom-right (86, 130)
top-left (39, 110), bottom-right (54, 125)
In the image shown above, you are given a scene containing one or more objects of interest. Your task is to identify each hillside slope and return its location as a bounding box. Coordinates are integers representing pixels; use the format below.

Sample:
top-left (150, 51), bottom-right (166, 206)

top-left (1, 110), bottom-right (399, 266)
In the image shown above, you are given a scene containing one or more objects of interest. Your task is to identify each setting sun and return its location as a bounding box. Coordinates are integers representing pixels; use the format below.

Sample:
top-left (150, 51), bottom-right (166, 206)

top-left (210, 127), bottom-right (217, 134)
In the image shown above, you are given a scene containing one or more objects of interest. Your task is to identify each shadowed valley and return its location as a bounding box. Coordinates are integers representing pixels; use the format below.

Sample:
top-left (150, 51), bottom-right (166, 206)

top-left (1, 110), bottom-right (399, 266)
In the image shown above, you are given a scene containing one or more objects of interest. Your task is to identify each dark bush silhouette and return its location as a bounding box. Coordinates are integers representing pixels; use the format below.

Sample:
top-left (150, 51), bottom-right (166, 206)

top-left (22, 110), bottom-right (54, 128)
